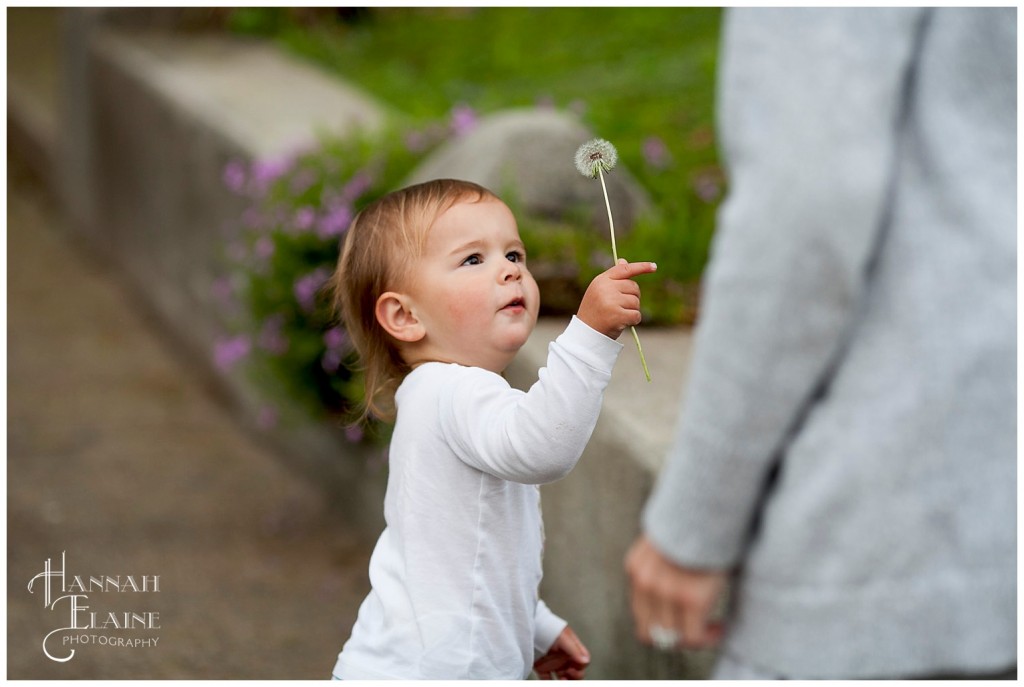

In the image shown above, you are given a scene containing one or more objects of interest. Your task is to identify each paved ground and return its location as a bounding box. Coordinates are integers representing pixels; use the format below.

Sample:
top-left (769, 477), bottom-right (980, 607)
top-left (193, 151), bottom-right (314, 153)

top-left (7, 156), bottom-right (373, 679)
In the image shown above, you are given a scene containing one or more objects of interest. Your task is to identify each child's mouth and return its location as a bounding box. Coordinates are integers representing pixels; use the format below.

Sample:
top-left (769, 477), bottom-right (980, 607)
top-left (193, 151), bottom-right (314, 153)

top-left (502, 298), bottom-right (525, 311)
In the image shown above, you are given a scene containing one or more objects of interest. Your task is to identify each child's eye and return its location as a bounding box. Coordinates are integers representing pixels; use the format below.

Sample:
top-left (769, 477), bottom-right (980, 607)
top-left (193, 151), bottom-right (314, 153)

top-left (461, 254), bottom-right (482, 266)
top-left (506, 251), bottom-right (525, 263)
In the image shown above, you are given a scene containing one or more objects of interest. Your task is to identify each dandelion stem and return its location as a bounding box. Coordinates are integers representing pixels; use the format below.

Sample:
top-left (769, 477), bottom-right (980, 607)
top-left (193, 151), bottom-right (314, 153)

top-left (631, 326), bottom-right (651, 382)
top-left (597, 168), bottom-right (651, 382)
top-left (597, 167), bottom-right (618, 263)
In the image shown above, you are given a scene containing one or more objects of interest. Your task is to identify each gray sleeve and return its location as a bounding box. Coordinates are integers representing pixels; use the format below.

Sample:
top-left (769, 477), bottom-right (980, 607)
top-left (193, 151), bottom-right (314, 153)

top-left (643, 8), bottom-right (928, 568)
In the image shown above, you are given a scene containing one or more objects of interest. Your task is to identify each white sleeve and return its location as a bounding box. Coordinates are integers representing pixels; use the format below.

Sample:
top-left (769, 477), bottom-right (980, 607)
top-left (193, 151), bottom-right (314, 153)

top-left (439, 316), bottom-right (622, 484)
top-left (534, 599), bottom-right (568, 657)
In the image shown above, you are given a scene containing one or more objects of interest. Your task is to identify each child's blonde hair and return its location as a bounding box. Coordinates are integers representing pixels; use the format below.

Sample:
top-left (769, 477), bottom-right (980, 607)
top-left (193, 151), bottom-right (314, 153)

top-left (330, 178), bottom-right (497, 422)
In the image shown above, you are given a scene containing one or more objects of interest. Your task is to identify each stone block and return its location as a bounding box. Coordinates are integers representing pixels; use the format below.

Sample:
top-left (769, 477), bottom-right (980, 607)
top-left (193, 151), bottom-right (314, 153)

top-left (61, 20), bottom-right (391, 531)
top-left (405, 108), bottom-right (652, 236)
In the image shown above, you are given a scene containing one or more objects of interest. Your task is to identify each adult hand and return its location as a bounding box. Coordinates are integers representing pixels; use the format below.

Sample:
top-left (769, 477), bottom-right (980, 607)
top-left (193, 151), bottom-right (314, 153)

top-left (624, 534), bottom-right (728, 651)
top-left (577, 259), bottom-right (657, 340)
top-left (534, 625), bottom-right (590, 680)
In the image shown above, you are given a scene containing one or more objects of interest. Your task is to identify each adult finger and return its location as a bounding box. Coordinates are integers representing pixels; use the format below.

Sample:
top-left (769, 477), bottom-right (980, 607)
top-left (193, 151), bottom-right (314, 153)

top-left (679, 596), bottom-right (718, 649)
top-left (625, 542), bottom-right (655, 643)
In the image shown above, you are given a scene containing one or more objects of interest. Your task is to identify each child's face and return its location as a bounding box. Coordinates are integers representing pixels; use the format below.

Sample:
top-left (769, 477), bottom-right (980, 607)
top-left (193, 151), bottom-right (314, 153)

top-left (402, 197), bottom-right (540, 373)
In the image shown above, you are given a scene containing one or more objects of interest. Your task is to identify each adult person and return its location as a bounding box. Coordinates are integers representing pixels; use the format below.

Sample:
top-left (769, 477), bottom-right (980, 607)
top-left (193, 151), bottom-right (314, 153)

top-left (625, 7), bottom-right (1016, 680)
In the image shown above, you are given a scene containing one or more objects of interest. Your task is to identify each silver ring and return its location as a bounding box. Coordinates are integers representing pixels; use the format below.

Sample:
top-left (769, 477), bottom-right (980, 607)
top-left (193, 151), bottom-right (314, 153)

top-left (650, 624), bottom-right (680, 651)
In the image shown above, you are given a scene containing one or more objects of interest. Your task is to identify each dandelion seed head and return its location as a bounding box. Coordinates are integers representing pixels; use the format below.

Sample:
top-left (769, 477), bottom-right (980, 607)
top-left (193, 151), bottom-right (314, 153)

top-left (574, 138), bottom-right (618, 178)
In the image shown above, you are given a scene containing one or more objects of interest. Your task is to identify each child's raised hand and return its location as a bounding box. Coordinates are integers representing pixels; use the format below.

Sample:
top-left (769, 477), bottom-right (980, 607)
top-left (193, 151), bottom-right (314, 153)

top-left (577, 259), bottom-right (657, 340)
top-left (533, 625), bottom-right (590, 680)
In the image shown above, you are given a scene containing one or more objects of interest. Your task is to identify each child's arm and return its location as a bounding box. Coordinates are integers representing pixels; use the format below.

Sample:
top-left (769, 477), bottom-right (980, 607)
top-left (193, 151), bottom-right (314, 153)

top-left (533, 598), bottom-right (568, 658)
top-left (439, 260), bottom-right (656, 484)
top-left (533, 622), bottom-right (591, 680)
top-left (534, 600), bottom-right (590, 680)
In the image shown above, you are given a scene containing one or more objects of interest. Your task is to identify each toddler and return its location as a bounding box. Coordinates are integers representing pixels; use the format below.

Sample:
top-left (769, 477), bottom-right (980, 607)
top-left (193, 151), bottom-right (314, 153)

top-left (328, 178), bottom-right (655, 679)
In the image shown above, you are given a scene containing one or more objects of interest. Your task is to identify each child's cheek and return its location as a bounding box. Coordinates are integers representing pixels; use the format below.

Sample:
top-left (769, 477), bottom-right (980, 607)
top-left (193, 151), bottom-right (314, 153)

top-left (526, 278), bottom-right (542, 316)
top-left (443, 291), bottom-right (482, 328)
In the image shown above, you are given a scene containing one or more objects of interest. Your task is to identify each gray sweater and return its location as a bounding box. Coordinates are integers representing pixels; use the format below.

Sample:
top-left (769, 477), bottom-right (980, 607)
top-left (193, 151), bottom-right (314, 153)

top-left (643, 8), bottom-right (1015, 678)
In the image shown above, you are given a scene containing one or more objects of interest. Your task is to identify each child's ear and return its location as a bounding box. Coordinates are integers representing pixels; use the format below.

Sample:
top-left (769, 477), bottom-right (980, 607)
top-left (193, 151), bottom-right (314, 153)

top-left (375, 292), bottom-right (426, 343)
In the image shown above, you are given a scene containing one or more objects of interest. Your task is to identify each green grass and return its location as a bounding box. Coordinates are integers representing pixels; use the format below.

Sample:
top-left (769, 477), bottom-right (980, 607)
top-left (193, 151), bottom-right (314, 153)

top-left (233, 7), bottom-right (724, 323)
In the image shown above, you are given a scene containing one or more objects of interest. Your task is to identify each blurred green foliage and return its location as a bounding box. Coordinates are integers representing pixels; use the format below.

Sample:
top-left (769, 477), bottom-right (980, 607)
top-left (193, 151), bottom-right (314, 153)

top-left (219, 9), bottom-right (727, 434)
top-left (219, 124), bottom-right (454, 439)
top-left (233, 7), bottom-right (724, 324)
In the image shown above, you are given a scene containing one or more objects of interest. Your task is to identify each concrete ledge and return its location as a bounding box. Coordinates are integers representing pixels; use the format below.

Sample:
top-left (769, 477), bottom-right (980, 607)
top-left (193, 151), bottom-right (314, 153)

top-left (90, 30), bottom-right (388, 160)
top-left (15, 12), bottom-right (709, 678)
top-left (63, 20), bottom-right (392, 534)
top-left (7, 8), bottom-right (60, 185)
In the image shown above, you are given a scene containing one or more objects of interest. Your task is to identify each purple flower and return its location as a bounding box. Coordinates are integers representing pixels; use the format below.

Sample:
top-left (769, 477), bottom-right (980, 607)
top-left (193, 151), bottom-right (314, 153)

top-left (213, 335), bottom-right (251, 372)
top-left (293, 267), bottom-right (331, 313)
top-left (294, 206), bottom-right (316, 232)
top-left (323, 326), bottom-right (348, 351)
top-left (222, 160), bottom-right (247, 194)
top-left (341, 172), bottom-right (373, 204)
top-left (404, 122), bottom-right (448, 152)
top-left (257, 404), bottom-right (279, 430)
top-left (642, 136), bottom-right (672, 170)
top-left (242, 207), bottom-right (265, 231)
top-left (449, 103), bottom-right (478, 137)
top-left (250, 156), bottom-right (293, 194)
top-left (404, 130), bottom-right (428, 153)
top-left (345, 424), bottom-right (364, 444)
top-left (209, 276), bottom-right (239, 315)
top-left (258, 314), bottom-right (290, 355)
top-left (290, 169), bottom-right (317, 196)
top-left (317, 204), bottom-right (352, 239)
top-left (568, 99), bottom-right (588, 117)
top-left (535, 94), bottom-right (555, 110)
top-left (321, 326), bottom-right (350, 373)
top-left (254, 236), bottom-right (275, 260)
top-left (211, 276), bottom-right (235, 308)
top-left (693, 169), bottom-right (722, 203)
top-left (321, 348), bottom-right (342, 374)
top-left (271, 206), bottom-right (289, 226)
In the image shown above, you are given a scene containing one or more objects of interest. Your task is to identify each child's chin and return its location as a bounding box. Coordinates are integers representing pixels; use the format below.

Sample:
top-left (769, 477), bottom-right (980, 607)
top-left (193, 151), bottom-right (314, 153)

top-left (504, 324), bottom-right (536, 347)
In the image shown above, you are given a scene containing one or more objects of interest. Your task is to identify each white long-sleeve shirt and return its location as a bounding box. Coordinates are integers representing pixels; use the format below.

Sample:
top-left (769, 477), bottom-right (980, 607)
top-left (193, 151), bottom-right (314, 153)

top-left (333, 316), bottom-right (622, 679)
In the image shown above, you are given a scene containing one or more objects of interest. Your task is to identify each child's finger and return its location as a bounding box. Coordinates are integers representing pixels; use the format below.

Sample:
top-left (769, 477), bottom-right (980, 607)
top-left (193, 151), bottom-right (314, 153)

top-left (616, 279), bottom-right (641, 298)
top-left (609, 259), bottom-right (658, 280)
top-left (558, 627), bottom-right (590, 665)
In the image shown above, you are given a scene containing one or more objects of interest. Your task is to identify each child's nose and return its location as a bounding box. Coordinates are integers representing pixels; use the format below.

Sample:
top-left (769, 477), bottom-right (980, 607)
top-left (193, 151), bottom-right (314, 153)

top-left (501, 262), bottom-right (523, 282)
